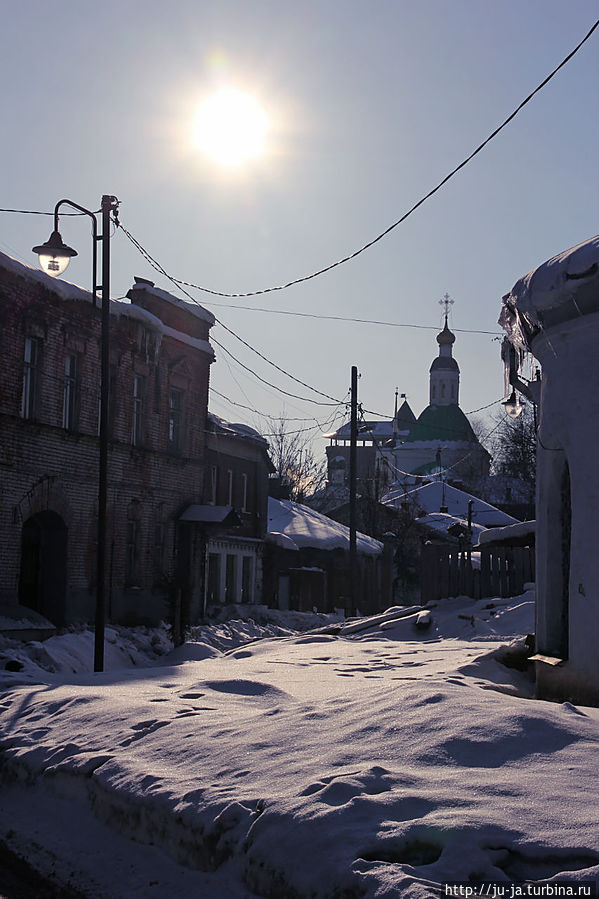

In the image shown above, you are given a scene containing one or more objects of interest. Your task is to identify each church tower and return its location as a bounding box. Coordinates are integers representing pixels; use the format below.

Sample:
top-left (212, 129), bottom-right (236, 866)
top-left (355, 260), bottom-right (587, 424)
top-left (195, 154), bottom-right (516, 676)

top-left (429, 294), bottom-right (459, 406)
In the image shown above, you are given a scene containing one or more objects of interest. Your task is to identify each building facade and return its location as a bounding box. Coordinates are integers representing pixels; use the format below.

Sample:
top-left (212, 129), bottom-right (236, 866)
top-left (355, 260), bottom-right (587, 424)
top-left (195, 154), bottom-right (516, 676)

top-left (202, 414), bottom-right (274, 611)
top-left (500, 234), bottom-right (599, 704)
top-left (1, 255), bottom-right (220, 627)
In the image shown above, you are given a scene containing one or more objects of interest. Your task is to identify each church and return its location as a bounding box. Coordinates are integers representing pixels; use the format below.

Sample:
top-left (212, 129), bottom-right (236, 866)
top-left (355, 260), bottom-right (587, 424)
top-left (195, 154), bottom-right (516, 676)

top-left (325, 300), bottom-right (490, 496)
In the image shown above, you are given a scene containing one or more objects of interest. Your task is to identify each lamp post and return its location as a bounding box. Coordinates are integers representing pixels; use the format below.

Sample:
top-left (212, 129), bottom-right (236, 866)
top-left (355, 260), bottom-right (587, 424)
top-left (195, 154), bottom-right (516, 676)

top-left (33, 195), bottom-right (119, 672)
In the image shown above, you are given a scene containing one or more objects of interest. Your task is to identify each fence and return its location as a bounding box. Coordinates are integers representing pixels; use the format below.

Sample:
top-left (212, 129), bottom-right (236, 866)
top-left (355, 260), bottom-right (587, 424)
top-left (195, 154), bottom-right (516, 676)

top-left (420, 543), bottom-right (535, 605)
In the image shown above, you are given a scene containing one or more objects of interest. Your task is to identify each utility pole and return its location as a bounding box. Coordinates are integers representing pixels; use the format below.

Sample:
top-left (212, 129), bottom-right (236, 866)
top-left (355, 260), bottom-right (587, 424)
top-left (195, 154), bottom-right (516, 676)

top-left (349, 366), bottom-right (358, 616)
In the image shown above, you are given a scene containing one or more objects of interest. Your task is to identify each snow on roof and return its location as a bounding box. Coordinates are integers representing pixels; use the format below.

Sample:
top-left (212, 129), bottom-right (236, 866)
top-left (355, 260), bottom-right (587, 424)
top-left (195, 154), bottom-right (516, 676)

top-left (500, 234), bottom-right (599, 349)
top-left (207, 413), bottom-right (268, 446)
top-left (0, 252), bottom-right (170, 335)
top-left (383, 480), bottom-right (518, 527)
top-left (161, 323), bottom-right (214, 358)
top-left (113, 300), bottom-right (164, 331)
top-left (129, 278), bottom-right (215, 325)
top-left (418, 511), bottom-right (486, 540)
top-left (478, 519), bottom-right (535, 547)
top-left (268, 497), bottom-right (383, 555)
top-left (265, 531), bottom-right (300, 551)
top-left (326, 420), bottom-right (396, 440)
top-left (0, 249), bottom-right (96, 304)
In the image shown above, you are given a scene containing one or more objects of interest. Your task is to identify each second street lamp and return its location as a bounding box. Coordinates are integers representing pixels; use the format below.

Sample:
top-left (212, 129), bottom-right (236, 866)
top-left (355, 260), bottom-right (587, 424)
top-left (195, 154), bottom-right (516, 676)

top-left (33, 194), bottom-right (120, 672)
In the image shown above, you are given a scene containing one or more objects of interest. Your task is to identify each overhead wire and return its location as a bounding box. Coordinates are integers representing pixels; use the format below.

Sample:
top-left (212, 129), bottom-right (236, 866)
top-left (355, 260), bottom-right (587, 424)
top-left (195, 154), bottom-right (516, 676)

top-left (117, 223), bottom-right (345, 407)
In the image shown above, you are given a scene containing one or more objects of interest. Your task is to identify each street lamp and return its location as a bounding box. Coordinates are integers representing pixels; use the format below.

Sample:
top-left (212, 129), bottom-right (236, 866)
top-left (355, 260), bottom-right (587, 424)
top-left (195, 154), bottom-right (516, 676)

top-left (501, 389), bottom-right (524, 419)
top-left (33, 195), bottom-right (119, 672)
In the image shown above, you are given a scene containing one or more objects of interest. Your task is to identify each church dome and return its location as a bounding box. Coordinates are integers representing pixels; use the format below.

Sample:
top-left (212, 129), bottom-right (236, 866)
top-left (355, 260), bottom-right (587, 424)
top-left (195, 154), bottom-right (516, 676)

top-left (436, 319), bottom-right (456, 347)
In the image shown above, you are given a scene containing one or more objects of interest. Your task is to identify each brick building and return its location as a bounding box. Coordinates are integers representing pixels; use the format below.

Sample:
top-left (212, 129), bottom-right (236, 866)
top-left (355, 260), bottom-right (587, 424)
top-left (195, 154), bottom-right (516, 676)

top-left (0, 255), bottom-right (270, 628)
top-left (202, 414), bottom-right (274, 612)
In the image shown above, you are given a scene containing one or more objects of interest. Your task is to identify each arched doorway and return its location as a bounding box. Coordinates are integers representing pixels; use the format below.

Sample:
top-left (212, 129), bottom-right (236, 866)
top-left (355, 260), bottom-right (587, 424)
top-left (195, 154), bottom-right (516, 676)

top-left (19, 511), bottom-right (68, 625)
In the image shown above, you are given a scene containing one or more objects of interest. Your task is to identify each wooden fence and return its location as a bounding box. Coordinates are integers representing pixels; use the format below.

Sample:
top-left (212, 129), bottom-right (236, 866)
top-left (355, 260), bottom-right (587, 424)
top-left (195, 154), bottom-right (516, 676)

top-left (420, 543), bottom-right (535, 605)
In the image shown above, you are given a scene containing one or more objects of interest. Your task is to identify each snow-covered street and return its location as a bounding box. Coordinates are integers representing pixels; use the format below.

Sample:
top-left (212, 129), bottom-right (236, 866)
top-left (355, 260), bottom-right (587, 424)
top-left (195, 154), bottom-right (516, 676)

top-left (1, 592), bottom-right (598, 898)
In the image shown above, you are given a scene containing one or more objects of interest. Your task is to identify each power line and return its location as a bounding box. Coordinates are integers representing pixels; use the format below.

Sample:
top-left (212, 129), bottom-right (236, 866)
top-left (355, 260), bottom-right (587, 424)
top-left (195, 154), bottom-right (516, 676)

top-left (214, 317), bottom-right (341, 402)
top-left (211, 336), bottom-right (341, 406)
top-left (161, 296), bottom-right (500, 335)
top-left (119, 224), bottom-right (344, 407)
top-left (0, 208), bottom-right (90, 216)
top-left (209, 386), bottom-right (333, 421)
top-left (114, 18), bottom-right (599, 299)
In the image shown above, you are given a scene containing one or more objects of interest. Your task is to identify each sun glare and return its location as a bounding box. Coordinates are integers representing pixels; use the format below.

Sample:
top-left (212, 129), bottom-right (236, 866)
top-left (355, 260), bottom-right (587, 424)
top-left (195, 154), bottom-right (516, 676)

top-left (194, 89), bottom-right (269, 167)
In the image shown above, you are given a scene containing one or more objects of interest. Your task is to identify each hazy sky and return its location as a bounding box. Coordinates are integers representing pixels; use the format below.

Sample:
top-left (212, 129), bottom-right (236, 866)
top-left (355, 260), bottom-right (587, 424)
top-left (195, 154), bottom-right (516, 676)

top-left (2, 1), bottom-right (598, 448)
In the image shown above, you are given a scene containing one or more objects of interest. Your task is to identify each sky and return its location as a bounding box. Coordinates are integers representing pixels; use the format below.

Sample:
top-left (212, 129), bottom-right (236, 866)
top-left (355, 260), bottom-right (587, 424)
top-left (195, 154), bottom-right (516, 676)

top-left (2, 1), bottom-right (598, 454)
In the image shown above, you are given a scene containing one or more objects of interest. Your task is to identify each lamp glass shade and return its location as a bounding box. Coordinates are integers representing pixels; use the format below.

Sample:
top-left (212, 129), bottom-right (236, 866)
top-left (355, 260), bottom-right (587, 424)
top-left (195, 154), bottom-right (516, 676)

top-left (502, 390), bottom-right (523, 419)
top-left (38, 253), bottom-right (71, 278)
top-left (32, 229), bottom-right (78, 278)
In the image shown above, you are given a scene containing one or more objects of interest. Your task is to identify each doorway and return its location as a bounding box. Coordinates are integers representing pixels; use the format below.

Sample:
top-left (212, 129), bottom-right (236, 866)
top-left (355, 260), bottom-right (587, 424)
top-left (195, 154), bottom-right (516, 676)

top-left (19, 511), bottom-right (68, 625)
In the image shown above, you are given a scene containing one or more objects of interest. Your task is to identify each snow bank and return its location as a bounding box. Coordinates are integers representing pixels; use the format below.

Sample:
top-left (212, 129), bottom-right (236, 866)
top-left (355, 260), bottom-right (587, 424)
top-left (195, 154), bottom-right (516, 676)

top-left (3, 590), bottom-right (599, 899)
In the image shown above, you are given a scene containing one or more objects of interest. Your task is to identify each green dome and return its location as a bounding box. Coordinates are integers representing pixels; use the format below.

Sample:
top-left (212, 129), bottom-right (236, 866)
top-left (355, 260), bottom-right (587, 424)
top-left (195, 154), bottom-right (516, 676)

top-left (404, 403), bottom-right (476, 443)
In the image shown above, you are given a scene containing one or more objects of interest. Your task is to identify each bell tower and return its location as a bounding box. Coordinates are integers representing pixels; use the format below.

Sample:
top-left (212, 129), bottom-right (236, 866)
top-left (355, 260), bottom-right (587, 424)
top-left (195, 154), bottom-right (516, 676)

top-left (429, 294), bottom-right (460, 406)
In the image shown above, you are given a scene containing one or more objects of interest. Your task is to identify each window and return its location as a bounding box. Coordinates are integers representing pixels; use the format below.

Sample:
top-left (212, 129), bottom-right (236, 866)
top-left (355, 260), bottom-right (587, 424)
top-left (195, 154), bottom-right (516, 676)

top-left (126, 520), bottom-right (139, 584)
top-left (225, 553), bottom-right (237, 602)
top-left (168, 388), bottom-right (183, 452)
top-left (97, 365), bottom-right (116, 438)
top-left (209, 465), bottom-right (218, 504)
top-left (241, 473), bottom-right (248, 512)
top-left (207, 553), bottom-right (221, 603)
top-left (153, 522), bottom-right (165, 579)
top-left (132, 374), bottom-right (145, 446)
top-left (226, 469), bottom-right (233, 506)
top-left (241, 556), bottom-right (253, 602)
top-left (21, 336), bottom-right (42, 420)
top-left (62, 353), bottom-right (79, 430)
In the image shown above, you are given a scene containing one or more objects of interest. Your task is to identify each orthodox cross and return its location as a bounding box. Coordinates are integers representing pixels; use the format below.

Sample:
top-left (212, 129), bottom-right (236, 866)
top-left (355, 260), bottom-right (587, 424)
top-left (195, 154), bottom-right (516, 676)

top-left (439, 293), bottom-right (454, 318)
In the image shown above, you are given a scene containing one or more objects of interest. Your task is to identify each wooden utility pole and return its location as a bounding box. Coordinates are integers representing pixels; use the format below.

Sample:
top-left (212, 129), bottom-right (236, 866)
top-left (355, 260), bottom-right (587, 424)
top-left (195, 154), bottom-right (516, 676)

top-left (349, 366), bottom-right (358, 615)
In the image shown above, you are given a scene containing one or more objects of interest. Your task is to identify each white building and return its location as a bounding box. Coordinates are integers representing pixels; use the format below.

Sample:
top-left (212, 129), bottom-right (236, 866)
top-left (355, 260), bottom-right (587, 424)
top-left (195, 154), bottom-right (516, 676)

top-left (500, 233), bottom-right (599, 704)
top-left (324, 309), bottom-right (490, 494)
top-left (392, 314), bottom-right (490, 484)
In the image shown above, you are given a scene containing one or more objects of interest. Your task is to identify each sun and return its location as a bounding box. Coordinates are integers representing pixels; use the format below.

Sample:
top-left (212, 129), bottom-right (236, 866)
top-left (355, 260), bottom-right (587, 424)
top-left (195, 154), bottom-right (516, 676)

top-left (193, 88), bottom-right (269, 167)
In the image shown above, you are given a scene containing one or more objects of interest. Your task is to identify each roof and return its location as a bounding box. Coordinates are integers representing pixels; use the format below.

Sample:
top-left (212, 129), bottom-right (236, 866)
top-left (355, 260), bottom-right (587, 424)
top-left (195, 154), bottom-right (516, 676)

top-left (207, 413), bottom-right (269, 449)
top-left (395, 399), bottom-right (417, 431)
top-left (403, 403), bottom-right (476, 443)
top-left (430, 356), bottom-right (459, 373)
top-left (267, 497), bottom-right (383, 556)
top-left (179, 505), bottom-right (241, 526)
top-left (129, 277), bottom-right (215, 326)
top-left (499, 233), bottom-right (599, 350)
top-left (383, 481), bottom-right (518, 528)
top-left (418, 512), bottom-right (486, 542)
top-left (436, 319), bottom-right (456, 346)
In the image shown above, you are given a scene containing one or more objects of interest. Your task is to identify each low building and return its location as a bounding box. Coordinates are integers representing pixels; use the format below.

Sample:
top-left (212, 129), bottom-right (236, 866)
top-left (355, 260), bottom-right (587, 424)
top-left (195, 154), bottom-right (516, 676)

top-left (263, 497), bottom-right (389, 615)
top-left (499, 233), bottom-right (599, 704)
top-left (202, 414), bottom-right (274, 612)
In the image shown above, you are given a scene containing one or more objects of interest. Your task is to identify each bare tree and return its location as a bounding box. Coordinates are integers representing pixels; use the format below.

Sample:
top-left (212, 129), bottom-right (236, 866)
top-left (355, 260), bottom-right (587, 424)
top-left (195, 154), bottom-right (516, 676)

top-left (265, 417), bottom-right (327, 502)
top-left (487, 403), bottom-right (537, 501)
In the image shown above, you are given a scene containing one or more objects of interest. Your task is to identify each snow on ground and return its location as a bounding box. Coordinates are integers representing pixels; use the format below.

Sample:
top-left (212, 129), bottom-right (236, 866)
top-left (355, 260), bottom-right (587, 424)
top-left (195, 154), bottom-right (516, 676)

top-left (1, 590), bottom-right (599, 898)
